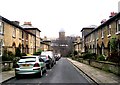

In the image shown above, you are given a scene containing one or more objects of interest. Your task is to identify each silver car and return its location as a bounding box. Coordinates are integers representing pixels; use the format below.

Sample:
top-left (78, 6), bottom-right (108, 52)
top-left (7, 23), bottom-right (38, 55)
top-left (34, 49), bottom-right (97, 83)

top-left (15, 56), bottom-right (46, 79)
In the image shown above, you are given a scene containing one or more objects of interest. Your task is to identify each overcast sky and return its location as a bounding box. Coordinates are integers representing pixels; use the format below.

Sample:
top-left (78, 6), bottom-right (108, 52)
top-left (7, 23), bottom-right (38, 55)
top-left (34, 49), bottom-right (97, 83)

top-left (0, 0), bottom-right (119, 38)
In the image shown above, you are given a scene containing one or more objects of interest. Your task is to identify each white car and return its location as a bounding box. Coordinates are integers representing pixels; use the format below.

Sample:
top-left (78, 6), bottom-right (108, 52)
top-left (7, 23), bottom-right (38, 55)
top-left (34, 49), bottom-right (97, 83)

top-left (15, 56), bottom-right (46, 79)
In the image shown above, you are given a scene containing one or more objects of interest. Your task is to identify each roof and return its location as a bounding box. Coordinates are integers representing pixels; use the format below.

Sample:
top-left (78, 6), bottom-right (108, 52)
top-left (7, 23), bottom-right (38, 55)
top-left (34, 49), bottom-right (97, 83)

top-left (81, 27), bottom-right (95, 32)
top-left (21, 24), bottom-right (41, 32)
top-left (85, 12), bottom-right (120, 37)
top-left (0, 16), bottom-right (36, 36)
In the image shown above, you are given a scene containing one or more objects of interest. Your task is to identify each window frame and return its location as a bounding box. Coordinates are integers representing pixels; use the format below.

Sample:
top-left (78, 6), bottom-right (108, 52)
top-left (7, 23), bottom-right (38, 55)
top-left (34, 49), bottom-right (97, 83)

top-left (0, 40), bottom-right (3, 57)
top-left (0, 21), bottom-right (4, 34)
top-left (12, 27), bottom-right (16, 38)
top-left (107, 25), bottom-right (111, 38)
top-left (116, 19), bottom-right (120, 34)
top-left (101, 28), bottom-right (104, 39)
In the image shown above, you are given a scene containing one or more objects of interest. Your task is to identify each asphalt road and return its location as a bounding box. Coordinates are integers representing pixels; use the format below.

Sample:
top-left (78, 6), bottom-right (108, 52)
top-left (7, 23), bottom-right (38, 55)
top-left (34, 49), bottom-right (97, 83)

top-left (3, 58), bottom-right (90, 84)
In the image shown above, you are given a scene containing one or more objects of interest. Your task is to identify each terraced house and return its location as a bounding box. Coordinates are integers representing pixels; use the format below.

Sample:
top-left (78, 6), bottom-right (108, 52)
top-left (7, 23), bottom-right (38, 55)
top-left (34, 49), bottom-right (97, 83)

top-left (84, 12), bottom-right (120, 59)
top-left (73, 36), bottom-right (82, 55)
top-left (0, 16), bottom-right (41, 56)
top-left (21, 22), bottom-right (41, 52)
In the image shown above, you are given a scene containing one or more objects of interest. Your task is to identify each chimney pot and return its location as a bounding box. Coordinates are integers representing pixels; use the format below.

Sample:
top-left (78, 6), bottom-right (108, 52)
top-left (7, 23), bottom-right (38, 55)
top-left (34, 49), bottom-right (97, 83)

top-left (24, 22), bottom-right (32, 26)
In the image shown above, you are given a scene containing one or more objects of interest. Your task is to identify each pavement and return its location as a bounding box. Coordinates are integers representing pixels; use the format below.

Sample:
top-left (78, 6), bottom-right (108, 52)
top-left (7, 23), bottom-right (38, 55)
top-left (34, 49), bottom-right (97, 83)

top-left (0, 69), bottom-right (15, 83)
top-left (67, 58), bottom-right (120, 84)
top-left (0, 58), bottom-right (120, 84)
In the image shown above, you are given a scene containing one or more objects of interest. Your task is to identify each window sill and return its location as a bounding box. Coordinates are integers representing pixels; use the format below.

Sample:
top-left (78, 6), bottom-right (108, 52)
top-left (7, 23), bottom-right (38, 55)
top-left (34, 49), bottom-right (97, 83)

top-left (12, 35), bottom-right (16, 38)
top-left (116, 31), bottom-right (120, 35)
top-left (101, 36), bottom-right (104, 39)
top-left (19, 38), bottom-right (22, 40)
top-left (96, 38), bottom-right (99, 41)
top-left (107, 34), bottom-right (111, 38)
top-left (0, 32), bottom-right (4, 35)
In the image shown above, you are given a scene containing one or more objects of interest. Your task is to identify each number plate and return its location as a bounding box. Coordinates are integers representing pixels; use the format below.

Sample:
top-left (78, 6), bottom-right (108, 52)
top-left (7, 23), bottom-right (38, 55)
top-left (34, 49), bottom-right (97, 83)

top-left (22, 64), bottom-right (29, 67)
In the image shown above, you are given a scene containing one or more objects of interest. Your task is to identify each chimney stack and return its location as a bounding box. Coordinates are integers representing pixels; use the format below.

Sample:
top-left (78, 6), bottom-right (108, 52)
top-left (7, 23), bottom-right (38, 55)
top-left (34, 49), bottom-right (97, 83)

top-left (101, 19), bottom-right (106, 24)
top-left (109, 12), bottom-right (117, 18)
top-left (24, 22), bottom-right (32, 26)
top-left (12, 21), bottom-right (20, 25)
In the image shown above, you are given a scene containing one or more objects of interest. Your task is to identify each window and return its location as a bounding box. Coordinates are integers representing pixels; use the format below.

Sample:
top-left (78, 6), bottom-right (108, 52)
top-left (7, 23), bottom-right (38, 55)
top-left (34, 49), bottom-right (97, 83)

top-left (19, 30), bottom-right (22, 39)
top-left (107, 25), bottom-right (111, 37)
top-left (0, 21), bottom-right (4, 34)
top-left (101, 29), bottom-right (104, 39)
top-left (12, 27), bottom-right (16, 38)
top-left (39, 58), bottom-right (44, 62)
top-left (96, 31), bottom-right (98, 40)
top-left (0, 40), bottom-right (3, 56)
top-left (116, 20), bottom-right (120, 34)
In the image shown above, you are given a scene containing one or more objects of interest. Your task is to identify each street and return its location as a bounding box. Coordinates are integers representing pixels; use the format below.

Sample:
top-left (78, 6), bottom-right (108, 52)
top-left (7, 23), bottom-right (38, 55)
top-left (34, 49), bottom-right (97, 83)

top-left (3, 58), bottom-right (90, 84)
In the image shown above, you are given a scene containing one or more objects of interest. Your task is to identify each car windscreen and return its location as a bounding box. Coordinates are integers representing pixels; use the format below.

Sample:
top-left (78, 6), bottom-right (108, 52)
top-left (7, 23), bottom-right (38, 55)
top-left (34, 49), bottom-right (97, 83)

top-left (18, 57), bottom-right (36, 63)
top-left (41, 57), bottom-right (47, 61)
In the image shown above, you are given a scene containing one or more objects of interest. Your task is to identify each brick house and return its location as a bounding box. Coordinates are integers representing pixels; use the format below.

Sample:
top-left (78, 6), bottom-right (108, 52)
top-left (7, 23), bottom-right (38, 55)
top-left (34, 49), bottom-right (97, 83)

top-left (73, 36), bottom-right (82, 55)
top-left (40, 36), bottom-right (52, 51)
top-left (21, 22), bottom-right (41, 53)
top-left (81, 27), bottom-right (95, 53)
top-left (0, 16), bottom-right (38, 56)
top-left (84, 12), bottom-right (120, 58)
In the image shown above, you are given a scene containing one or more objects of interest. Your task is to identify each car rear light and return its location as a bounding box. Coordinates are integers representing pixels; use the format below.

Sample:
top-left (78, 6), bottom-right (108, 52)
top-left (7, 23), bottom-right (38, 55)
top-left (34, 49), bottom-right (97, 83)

top-left (34, 63), bottom-right (39, 67)
top-left (15, 64), bottom-right (19, 68)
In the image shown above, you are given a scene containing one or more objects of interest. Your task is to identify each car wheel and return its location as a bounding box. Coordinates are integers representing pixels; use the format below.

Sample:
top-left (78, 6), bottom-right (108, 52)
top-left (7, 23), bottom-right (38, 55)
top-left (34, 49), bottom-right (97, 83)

top-left (48, 64), bottom-right (51, 69)
top-left (15, 74), bottom-right (20, 79)
top-left (44, 69), bottom-right (47, 73)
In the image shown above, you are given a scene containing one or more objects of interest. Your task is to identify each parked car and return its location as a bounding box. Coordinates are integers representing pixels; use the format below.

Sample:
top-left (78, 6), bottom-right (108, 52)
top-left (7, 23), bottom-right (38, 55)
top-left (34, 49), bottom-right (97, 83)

top-left (41, 51), bottom-right (56, 67)
top-left (54, 53), bottom-right (61, 61)
top-left (40, 55), bottom-right (53, 69)
top-left (15, 55), bottom-right (46, 79)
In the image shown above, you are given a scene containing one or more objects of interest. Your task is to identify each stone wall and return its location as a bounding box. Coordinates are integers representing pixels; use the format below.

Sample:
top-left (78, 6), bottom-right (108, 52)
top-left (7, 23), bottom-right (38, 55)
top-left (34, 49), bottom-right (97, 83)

top-left (1, 61), bottom-right (13, 71)
top-left (78, 58), bottom-right (120, 76)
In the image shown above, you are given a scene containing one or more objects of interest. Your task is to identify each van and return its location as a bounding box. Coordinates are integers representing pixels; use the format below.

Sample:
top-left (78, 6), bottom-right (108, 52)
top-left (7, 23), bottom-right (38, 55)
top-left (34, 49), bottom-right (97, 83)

top-left (41, 51), bottom-right (56, 67)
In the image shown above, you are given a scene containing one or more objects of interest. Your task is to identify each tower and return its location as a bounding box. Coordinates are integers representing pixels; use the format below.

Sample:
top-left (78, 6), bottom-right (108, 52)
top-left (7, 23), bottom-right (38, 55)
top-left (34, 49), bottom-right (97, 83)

top-left (59, 29), bottom-right (65, 40)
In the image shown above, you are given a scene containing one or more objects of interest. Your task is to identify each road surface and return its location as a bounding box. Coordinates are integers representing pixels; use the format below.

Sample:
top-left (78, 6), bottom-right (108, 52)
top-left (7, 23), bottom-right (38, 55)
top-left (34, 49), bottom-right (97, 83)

top-left (3, 58), bottom-right (91, 84)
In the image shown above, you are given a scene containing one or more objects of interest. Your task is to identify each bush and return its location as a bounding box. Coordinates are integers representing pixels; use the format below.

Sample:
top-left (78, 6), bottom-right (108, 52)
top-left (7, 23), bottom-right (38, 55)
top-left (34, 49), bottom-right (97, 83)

top-left (97, 54), bottom-right (106, 61)
top-left (107, 52), bottom-right (120, 63)
top-left (21, 53), bottom-right (27, 56)
top-left (74, 51), bottom-right (78, 56)
top-left (83, 52), bottom-right (96, 60)
top-left (2, 50), bottom-right (15, 61)
top-left (13, 57), bottom-right (20, 68)
top-left (33, 52), bottom-right (41, 55)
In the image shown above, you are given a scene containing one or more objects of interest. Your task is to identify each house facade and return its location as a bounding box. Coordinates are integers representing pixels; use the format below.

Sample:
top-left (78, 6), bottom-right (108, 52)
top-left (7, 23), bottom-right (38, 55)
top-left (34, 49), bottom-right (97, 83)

top-left (0, 16), bottom-right (40, 56)
top-left (73, 36), bottom-right (82, 55)
top-left (84, 12), bottom-right (120, 58)
top-left (40, 37), bottom-right (51, 51)
top-left (21, 22), bottom-right (41, 52)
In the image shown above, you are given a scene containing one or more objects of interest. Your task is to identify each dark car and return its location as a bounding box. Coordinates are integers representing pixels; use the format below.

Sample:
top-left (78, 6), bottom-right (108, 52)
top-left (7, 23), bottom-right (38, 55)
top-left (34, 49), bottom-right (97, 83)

top-left (40, 55), bottom-right (53, 69)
